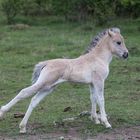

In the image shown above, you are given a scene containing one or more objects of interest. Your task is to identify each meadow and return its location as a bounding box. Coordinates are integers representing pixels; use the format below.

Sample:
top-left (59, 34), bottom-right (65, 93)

top-left (0, 16), bottom-right (140, 139)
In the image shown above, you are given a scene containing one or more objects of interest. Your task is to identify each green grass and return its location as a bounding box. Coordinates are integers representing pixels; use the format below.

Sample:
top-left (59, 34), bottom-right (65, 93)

top-left (0, 16), bottom-right (140, 138)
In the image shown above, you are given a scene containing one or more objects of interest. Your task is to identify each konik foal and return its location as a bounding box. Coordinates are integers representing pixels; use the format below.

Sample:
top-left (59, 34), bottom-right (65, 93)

top-left (0, 28), bottom-right (128, 133)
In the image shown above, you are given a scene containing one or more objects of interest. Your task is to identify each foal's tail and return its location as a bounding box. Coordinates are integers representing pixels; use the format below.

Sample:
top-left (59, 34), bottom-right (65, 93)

top-left (32, 62), bottom-right (47, 84)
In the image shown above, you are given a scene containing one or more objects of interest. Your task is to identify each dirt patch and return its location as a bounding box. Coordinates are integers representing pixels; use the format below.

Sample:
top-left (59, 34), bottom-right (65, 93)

top-left (0, 126), bottom-right (140, 140)
top-left (92, 126), bottom-right (140, 140)
top-left (9, 24), bottom-right (30, 30)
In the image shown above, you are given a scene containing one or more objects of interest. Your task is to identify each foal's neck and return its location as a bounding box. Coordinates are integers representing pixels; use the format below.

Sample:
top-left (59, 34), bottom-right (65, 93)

top-left (85, 39), bottom-right (112, 65)
top-left (95, 45), bottom-right (112, 65)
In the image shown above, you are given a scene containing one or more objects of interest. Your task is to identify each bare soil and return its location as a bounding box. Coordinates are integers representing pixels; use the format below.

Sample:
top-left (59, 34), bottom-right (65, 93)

top-left (92, 126), bottom-right (140, 140)
top-left (0, 126), bottom-right (140, 140)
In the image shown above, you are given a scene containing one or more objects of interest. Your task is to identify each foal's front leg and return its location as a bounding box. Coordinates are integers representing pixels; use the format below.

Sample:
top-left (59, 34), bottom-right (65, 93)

top-left (93, 78), bottom-right (111, 128)
top-left (89, 85), bottom-right (100, 124)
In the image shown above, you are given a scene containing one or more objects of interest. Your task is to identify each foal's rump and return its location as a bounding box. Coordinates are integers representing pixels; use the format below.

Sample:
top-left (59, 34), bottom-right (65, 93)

top-left (32, 61), bottom-right (48, 84)
top-left (32, 59), bottom-right (70, 87)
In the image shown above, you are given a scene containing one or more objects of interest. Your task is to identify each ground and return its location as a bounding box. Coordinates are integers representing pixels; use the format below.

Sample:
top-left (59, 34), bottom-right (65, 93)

top-left (0, 125), bottom-right (140, 140)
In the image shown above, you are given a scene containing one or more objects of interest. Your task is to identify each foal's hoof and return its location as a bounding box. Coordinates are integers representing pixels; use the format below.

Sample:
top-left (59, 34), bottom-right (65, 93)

top-left (95, 119), bottom-right (101, 124)
top-left (105, 123), bottom-right (112, 129)
top-left (20, 128), bottom-right (26, 134)
top-left (90, 116), bottom-right (100, 124)
top-left (19, 125), bottom-right (26, 134)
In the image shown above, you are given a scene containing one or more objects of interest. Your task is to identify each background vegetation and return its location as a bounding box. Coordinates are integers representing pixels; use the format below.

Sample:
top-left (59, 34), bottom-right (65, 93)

top-left (0, 0), bottom-right (139, 139)
top-left (0, 0), bottom-right (140, 24)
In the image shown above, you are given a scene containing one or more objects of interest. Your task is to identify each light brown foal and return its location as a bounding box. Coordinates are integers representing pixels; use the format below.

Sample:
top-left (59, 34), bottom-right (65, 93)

top-left (0, 28), bottom-right (128, 133)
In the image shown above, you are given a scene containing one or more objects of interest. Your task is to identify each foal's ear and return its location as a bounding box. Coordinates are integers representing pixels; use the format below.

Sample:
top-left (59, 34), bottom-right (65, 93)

top-left (108, 29), bottom-right (116, 37)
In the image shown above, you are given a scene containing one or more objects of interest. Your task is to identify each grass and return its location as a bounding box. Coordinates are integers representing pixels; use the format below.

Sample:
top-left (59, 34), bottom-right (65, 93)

top-left (0, 16), bottom-right (140, 138)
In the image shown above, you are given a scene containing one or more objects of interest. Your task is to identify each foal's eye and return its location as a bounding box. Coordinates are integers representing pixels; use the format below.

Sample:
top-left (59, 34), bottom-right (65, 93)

top-left (116, 41), bottom-right (121, 45)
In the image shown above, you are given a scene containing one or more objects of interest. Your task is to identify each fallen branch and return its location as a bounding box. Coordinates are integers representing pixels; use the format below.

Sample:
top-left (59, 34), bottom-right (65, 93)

top-left (53, 111), bottom-right (91, 126)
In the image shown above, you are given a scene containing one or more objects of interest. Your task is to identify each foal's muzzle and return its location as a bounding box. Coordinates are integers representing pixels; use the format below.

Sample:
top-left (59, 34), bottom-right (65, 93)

top-left (122, 52), bottom-right (128, 59)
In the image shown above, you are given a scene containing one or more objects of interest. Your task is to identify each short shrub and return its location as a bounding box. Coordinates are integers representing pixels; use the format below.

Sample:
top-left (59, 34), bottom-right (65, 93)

top-left (1, 0), bottom-right (21, 24)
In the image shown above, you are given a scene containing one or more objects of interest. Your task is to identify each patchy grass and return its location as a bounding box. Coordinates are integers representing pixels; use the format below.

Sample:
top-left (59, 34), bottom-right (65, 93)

top-left (0, 17), bottom-right (140, 139)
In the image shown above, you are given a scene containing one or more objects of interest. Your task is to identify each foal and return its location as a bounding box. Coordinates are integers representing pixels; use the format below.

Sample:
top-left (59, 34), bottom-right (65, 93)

top-left (0, 28), bottom-right (128, 133)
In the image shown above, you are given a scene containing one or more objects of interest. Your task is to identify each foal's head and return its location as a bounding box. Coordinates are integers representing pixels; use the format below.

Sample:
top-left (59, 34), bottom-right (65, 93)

top-left (107, 28), bottom-right (128, 59)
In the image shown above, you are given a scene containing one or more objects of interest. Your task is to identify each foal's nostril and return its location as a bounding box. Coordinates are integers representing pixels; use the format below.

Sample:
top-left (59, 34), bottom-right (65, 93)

top-left (122, 52), bottom-right (128, 59)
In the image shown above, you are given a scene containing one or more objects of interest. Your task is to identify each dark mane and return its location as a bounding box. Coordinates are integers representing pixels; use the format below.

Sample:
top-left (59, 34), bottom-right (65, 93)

top-left (84, 27), bottom-right (120, 54)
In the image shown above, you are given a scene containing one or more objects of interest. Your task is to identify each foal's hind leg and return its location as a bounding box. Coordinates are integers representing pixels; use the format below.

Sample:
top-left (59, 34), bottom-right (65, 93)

top-left (19, 88), bottom-right (53, 133)
top-left (0, 83), bottom-right (44, 118)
